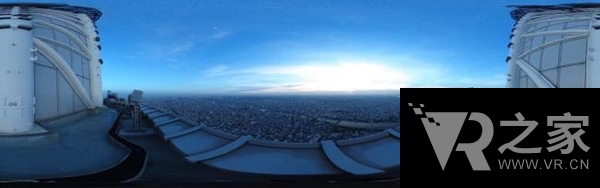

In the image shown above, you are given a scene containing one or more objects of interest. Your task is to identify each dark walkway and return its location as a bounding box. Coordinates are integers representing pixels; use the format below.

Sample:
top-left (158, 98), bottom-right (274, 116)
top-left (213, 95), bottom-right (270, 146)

top-left (0, 108), bottom-right (128, 181)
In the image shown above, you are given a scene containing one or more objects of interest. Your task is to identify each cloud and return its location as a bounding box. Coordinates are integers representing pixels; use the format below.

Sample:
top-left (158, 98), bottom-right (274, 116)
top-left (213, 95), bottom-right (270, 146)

top-left (212, 31), bottom-right (232, 40)
top-left (195, 58), bottom-right (442, 93)
top-left (204, 64), bottom-right (230, 77)
top-left (127, 22), bottom-right (235, 70)
top-left (455, 73), bottom-right (506, 88)
top-left (250, 62), bottom-right (411, 92)
top-left (193, 53), bottom-right (506, 94)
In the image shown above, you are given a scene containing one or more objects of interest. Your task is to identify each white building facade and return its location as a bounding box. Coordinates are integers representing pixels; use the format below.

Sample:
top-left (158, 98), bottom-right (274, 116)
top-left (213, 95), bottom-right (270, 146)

top-left (0, 3), bottom-right (103, 133)
top-left (507, 4), bottom-right (600, 88)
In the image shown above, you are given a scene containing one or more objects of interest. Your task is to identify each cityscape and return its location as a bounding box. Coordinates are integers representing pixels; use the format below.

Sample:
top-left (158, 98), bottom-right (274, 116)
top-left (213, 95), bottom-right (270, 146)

top-left (144, 95), bottom-right (400, 143)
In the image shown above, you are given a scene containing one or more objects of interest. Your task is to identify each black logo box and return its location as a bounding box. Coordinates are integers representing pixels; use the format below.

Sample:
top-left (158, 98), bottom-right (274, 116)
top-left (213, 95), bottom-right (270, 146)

top-left (400, 88), bottom-right (596, 186)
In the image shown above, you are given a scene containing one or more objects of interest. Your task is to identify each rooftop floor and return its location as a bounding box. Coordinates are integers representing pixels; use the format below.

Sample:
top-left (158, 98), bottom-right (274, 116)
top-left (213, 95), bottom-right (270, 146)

top-left (0, 108), bottom-right (129, 180)
top-left (1, 105), bottom-right (399, 186)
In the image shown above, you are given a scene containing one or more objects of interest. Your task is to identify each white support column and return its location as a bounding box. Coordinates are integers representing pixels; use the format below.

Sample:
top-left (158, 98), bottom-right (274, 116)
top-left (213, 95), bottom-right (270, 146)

top-left (78, 14), bottom-right (103, 108)
top-left (0, 6), bottom-right (35, 133)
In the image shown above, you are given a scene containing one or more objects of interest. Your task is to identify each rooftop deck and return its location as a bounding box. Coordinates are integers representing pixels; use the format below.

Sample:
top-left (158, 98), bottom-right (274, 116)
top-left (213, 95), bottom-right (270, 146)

top-left (0, 108), bottom-right (128, 181)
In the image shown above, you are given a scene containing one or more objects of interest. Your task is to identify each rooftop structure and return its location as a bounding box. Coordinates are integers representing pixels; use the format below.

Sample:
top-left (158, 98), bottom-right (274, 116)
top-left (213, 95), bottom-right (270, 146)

top-left (0, 3), bottom-right (102, 22)
top-left (506, 3), bottom-right (600, 88)
top-left (1, 3), bottom-right (104, 134)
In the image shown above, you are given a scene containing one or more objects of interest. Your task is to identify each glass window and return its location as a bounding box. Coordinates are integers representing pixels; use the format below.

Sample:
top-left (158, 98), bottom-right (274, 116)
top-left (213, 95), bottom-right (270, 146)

top-left (72, 53), bottom-right (83, 76)
top-left (544, 35), bottom-right (561, 44)
top-left (532, 36), bottom-right (544, 49)
top-left (57, 74), bottom-right (74, 116)
top-left (526, 23), bottom-right (537, 33)
top-left (521, 38), bottom-right (532, 54)
top-left (33, 26), bottom-right (54, 39)
top-left (520, 76), bottom-right (528, 88)
top-left (529, 51), bottom-right (542, 70)
top-left (35, 52), bottom-right (55, 67)
top-left (566, 20), bottom-right (589, 29)
top-left (34, 66), bottom-right (58, 120)
top-left (562, 34), bottom-right (578, 39)
top-left (546, 22), bottom-right (566, 31)
top-left (527, 23), bottom-right (546, 33)
top-left (527, 78), bottom-right (537, 88)
top-left (82, 57), bottom-right (90, 78)
top-left (519, 69), bottom-right (527, 78)
top-left (68, 39), bottom-right (83, 52)
top-left (54, 30), bottom-right (70, 44)
top-left (79, 34), bottom-right (88, 46)
top-left (51, 18), bottom-right (67, 28)
top-left (541, 45), bottom-right (559, 70)
top-left (56, 47), bottom-right (72, 66)
top-left (560, 39), bottom-right (587, 66)
top-left (31, 15), bottom-right (53, 23)
top-left (559, 64), bottom-right (585, 88)
top-left (542, 68), bottom-right (558, 85)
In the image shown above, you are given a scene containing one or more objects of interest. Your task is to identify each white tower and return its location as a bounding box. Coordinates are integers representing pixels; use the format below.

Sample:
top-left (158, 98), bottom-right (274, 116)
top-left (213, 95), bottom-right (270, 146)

top-left (0, 3), bottom-right (103, 134)
top-left (507, 4), bottom-right (600, 88)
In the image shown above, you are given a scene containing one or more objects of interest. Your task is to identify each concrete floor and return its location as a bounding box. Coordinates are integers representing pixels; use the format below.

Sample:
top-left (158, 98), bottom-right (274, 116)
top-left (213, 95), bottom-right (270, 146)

top-left (0, 108), bottom-right (129, 180)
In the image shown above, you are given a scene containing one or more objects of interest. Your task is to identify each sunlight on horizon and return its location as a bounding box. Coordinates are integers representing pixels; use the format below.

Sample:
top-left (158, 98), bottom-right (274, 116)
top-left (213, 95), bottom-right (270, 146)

top-left (252, 61), bottom-right (409, 93)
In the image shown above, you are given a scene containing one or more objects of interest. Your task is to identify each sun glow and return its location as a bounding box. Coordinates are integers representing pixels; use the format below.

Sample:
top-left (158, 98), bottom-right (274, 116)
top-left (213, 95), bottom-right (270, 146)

top-left (259, 61), bottom-right (410, 92)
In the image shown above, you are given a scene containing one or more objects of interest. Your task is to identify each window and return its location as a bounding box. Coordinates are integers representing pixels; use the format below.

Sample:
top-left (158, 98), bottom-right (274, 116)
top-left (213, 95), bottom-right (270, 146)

top-left (542, 68), bottom-right (558, 85)
top-left (559, 64), bottom-right (585, 88)
top-left (560, 39), bottom-right (587, 66)
top-left (546, 22), bottom-right (566, 31)
top-left (54, 29), bottom-right (70, 44)
top-left (529, 51), bottom-right (542, 70)
top-left (532, 36), bottom-right (544, 49)
top-left (519, 76), bottom-right (529, 88)
top-left (541, 45), bottom-right (559, 70)
top-left (544, 35), bottom-right (561, 43)
top-left (520, 38), bottom-right (532, 54)
top-left (527, 78), bottom-right (537, 88)
top-left (565, 20), bottom-right (589, 29)
top-left (33, 26), bottom-right (54, 39)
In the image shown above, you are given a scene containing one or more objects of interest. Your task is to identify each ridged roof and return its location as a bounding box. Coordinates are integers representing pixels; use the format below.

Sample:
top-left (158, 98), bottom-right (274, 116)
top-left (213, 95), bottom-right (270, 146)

top-left (509, 3), bottom-right (600, 21)
top-left (0, 3), bottom-right (102, 22)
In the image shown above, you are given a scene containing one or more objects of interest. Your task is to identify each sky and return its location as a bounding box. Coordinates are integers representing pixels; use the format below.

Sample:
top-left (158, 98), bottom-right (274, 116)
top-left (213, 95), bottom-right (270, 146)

top-left (6, 0), bottom-right (588, 95)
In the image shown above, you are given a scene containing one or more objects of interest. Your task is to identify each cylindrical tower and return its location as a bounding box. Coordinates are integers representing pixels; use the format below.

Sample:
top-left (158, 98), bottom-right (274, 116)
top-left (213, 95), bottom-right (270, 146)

top-left (0, 3), bottom-right (103, 133)
top-left (0, 6), bottom-right (35, 133)
top-left (507, 3), bottom-right (600, 88)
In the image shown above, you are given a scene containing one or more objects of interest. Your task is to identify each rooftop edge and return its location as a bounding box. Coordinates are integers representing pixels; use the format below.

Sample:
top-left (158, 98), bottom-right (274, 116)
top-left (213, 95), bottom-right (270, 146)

top-left (0, 2), bottom-right (102, 22)
top-left (509, 3), bottom-right (600, 21)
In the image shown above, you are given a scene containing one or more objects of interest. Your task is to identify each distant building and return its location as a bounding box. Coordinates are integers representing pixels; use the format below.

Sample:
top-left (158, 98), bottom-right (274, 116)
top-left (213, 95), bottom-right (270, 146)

top-left (506, 3), bottom-right (600, 88)
top-left (0, 3), bottom-right (103, 133)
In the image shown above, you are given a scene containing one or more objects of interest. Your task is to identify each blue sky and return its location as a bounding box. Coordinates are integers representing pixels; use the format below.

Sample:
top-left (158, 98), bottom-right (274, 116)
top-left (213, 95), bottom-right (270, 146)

top-left (9, 0), bottom-right (586, 95)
